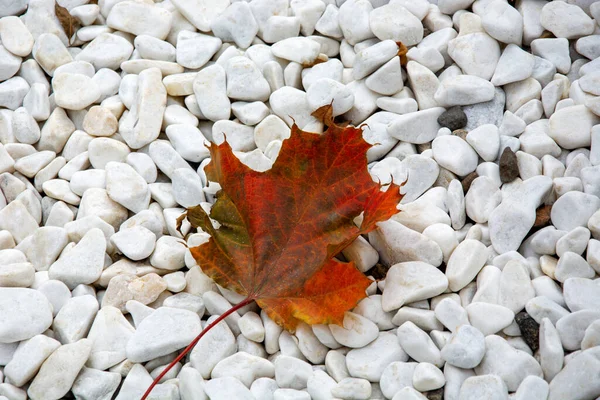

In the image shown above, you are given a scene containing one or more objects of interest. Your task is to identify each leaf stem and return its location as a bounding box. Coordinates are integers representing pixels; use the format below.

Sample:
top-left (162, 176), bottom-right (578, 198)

top-left (140, 296), bottom-right (255, 400)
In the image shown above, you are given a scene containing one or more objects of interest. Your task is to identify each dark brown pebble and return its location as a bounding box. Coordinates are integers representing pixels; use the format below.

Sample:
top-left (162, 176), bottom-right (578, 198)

top-left (461, 171), bottom-right (478, 193)
top-left (499, 147), bottom-right (519, 183)
top-left (515, 311), bottom-right (540, 353)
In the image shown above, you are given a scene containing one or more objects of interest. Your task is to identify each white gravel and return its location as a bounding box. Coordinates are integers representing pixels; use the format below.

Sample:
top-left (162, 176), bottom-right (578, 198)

top-left (0, 0), bottom-right (599, 399)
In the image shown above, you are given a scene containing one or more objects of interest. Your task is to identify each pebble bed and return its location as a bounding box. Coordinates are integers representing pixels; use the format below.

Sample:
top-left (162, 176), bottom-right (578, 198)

top-left (0, 0), bottom-right (600, 399)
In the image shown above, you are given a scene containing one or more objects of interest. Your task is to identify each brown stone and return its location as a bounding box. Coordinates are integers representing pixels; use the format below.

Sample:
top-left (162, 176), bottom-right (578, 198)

top-left (534, 204), bottom-right (552, 228)
top-left (461, 171), bottom-right (478, 193)
top-left (499, 147), bottom-right (519, 183)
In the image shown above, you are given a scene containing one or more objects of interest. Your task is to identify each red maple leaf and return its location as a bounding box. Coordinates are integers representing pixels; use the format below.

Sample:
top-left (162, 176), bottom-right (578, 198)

top-left (142, 107), bottom-right (402, 398)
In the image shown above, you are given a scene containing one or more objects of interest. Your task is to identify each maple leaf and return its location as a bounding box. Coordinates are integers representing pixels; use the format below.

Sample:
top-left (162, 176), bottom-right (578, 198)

top-left (142, 107), bottom-right (402, 399)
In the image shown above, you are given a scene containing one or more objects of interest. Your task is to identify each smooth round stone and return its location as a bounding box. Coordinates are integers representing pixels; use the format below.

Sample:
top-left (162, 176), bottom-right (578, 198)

top-left (105, 161), bottom-right (150, 213)
top-left (382, 261), bottom-right (448, 312)
top-left (475, 335), bottom-right (543, 391)
top-left (0, 44), bottom-right (23, 82)
top-left (82, 106), bottom-right (118, 136)
top-left (432, 135), bottom-right (479, 176)
top-left (397, 321), bottom-right (444, 367)
top-left (346, 331), bottom-right (409, 382)
top-left (466, 125), bottom-right (500, 162)
top-left (379, 361), bottom-right (418, 399)
top-left (441, 325), bottom-right (486, 369)
top-left (548, 105), bottom-right (600, 149)
top-left (306, 78), bottom-right (354, 116)
top-left (564, 278), bottom-right (600, 312)
top-left (126, 307), bottom-right (201, 362)
top-left (0, 16), bottom-right (34, 58)
top-left (547, 347), bottom-right (600, 400)
top-left (387, 107), bottom-right (446, 144)
top-left (556, 310), bottom-right (600, 351)
top-left (52, 73), bottom-right (101, 111)
top-left (459, 374), bottom-right (508, 400)
top-left (465, 176), bottom-right (502, 223)
top-left (466, 302), bottom-right (515, 336)
top-left (149, 235), bottom-right (186, 270)
top-left (274, 356), bottom-right (313, 390)
top-left (27, 339), bottom-right (93, 400)
top-left (369, 3), bottom-right (423, 46)
top-left (331, 377), bottom-right (371, 399)
top-left (412, 362), bottom-right (445, 392)
top-left (551, 191), bottom-right (600, 231)
top-left (111, 226), bottom-right (156, 261)
top-left (329, 312), bottom-right (378, 348)
top-left (212, 352), bottom-right (275, 387)
top-left (446, 239), bottom-right (488, 292)
top-left (75, 33), bottom-right (134, 70)
top-left (448, 30), bottom-right (501, 81)
top-left (272, 37), bottom-right (321, 65)
top-left (176, 31), bottom-right (222, 70)
top-left (0, 288), bottom-right (53, 343)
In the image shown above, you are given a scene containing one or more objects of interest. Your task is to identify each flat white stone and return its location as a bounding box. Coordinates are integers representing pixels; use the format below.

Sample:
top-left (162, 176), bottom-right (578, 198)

top-left (346, 331), bottom-right (408, 382)
top-left (272, 37), bottom-right (321, 65)
top-left (434, 75), bottom-right (495, 107)
top-left (481, 1), bottom-right (523, 44)
top-left (212, 352), bottom-right (274, 387)
top-left (120, 68), bottom-right (167, 150)
top-left (398, 321), bottom-right (444, 367)
top-left (193, 64), bottom-right (230, 122)
top-left (491, 44), bottom-right (535, 86)
top-left (226, 56), bottom-right (271, 102)
top-left (551, 191), bottom-right (600, 231)
top-left (48, 228), bottom-right (106, 289)
top-left (330, 312), bottom-right (379, 348)
top-left (475, 335), bottom-right (542, 391)
top-left (0, 288), bottom-right (52, 343)
top-left (432, 135), bottom-right (479, 177)
top-left (71, 367), bottom-right (121, 400)
top-left (106, 1), bottom-right (172, 40)
top-left (369, 3), bottom-right (423, 46)
top-left (27, 339), bottom-right (92, 400)
top-left (0, 17), bottom-right (34, 58)
top-left (547, 347), bottom-right (600, 400)
top-left (466, 302), bottom-right (515, 336)
top-left (540, 1), bottom-right (595, 39)
top-left (448, 29), bottom-right (500, 80)
top-left (32, 33), bottom-right (72, 76)
top-left (338, 0), bottom-right (373, 45)
top-left (176, 31), bottom-right (222, 69)
top-left (111, 226), bottom-right (156, 261)
top-left (531, 38), bottom-right (571, 74)
top-left (105, 162), bottom-right (150, 213)
top-left (382, 261), bottom-right (447, 312)
top-left (76, 33), bottom-right (134, 71)
top-left (52, 73), bottom-right (101, 111)
top-left (274, 355), bottom-right (313, 390)
top-left (387, 108), bottom-right (445, 144)
top-left (458, 374), bottom-right (508, 400)
top-left (126, 307), bottom-right (201, 363)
